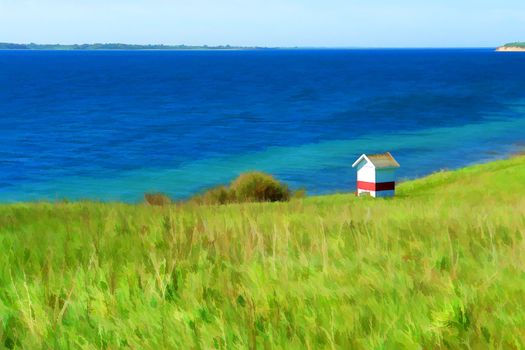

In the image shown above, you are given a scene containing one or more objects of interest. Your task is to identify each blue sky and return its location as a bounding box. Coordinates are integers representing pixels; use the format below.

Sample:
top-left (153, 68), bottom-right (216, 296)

top-left (0, 0), bottom-right (523, 47)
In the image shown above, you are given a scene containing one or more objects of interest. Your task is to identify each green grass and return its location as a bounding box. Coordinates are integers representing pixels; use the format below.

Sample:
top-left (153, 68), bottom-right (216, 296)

top-left (1, 156), bottom-right (525, 349)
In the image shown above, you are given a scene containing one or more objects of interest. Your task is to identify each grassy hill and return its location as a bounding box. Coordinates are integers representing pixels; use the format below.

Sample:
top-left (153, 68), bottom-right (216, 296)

top-left (1, 156), bottom-right (524, 348)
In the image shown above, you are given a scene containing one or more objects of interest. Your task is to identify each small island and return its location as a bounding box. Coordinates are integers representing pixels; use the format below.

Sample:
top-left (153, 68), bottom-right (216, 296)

top-left (496, 42), bottom-right (525, 52)
top-left (0, 42), bottom-right (269, 50)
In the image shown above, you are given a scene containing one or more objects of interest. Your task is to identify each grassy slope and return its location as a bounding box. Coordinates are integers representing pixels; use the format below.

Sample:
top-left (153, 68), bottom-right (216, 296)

top-left (0, 156), bottom-right (524, 349)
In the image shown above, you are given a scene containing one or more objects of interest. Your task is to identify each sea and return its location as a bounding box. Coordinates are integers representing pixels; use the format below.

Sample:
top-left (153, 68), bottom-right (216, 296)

top-left (0, 49), bottom-right (524, 202)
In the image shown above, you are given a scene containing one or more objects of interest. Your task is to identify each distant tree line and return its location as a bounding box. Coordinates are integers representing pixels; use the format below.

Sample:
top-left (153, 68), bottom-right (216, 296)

top-left (0, 42), bottom-right (271, 50)
top-left (503, 42), bottom-right (525, 48)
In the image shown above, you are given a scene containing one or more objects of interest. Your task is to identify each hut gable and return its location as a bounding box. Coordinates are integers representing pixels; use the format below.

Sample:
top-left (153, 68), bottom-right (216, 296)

top-left (352, 152), bottom-right (400, 169)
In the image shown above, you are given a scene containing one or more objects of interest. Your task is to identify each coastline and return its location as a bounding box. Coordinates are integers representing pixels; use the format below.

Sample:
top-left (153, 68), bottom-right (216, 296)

top-left (496, 46), bottom-right (525, 52)
top-left (0, 153), bottom-right (523, 205)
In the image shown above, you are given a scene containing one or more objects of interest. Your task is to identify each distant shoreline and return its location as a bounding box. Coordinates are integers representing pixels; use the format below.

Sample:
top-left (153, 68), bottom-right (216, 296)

top-left (0, 43), bottom-right (272, 51)
top-left (0, 42), bottom-right (506, 51)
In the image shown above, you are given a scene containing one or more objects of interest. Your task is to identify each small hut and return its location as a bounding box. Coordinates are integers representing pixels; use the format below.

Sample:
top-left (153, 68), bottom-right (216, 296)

top-left (352, 152), bottom-right (400, 197)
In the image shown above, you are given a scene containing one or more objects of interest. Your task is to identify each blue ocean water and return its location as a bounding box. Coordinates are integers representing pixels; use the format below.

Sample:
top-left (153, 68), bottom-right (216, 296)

top-left (0, 49), bottom-right (524, 202)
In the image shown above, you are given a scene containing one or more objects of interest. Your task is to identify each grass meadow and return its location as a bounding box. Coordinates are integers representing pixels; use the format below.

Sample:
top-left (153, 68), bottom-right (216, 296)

top-left (0, 156), bottom-right (524, 349)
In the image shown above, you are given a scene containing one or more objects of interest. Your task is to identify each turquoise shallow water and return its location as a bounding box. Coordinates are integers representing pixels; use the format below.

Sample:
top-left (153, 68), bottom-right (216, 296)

top-left (0, 49), bottom-right (524, 202)
top-left (4, 107), bottom-right (525, 202)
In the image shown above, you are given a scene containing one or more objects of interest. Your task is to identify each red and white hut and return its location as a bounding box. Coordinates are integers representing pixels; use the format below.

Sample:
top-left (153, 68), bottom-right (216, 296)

top-left (352, 152), bottom-right (400, 197)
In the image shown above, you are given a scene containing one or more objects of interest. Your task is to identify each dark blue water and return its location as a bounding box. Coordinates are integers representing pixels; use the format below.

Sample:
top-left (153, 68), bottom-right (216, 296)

top-left (1, 49), bottom-right (524, 202)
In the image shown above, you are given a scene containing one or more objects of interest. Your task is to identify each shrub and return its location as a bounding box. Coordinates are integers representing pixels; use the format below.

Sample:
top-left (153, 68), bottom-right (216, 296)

top-left (197, 186), bottom-right (233, 205)
top-left (230, 172), bottom-right (290, 202)
top-left (190, 172), bottom-right (293, 205)
top-left (144, 193), bottom-right (172, 206)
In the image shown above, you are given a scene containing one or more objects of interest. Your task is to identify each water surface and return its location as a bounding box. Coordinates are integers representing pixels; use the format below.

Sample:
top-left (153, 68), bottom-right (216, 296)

top-left (0, 49), bottom-right (524, 202)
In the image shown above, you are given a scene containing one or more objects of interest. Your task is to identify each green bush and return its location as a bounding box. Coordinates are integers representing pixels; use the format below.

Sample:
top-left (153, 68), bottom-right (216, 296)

top-left (191, 171), bottom-right (291, 205)
top-left (230, 172), bottom-right (290, 202)
top-left (198, 185), bottom-right (233, 205)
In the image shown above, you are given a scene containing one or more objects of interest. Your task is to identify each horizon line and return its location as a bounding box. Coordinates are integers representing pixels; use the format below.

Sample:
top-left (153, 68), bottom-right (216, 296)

top-left (0, 42), bottom-right (502, 50)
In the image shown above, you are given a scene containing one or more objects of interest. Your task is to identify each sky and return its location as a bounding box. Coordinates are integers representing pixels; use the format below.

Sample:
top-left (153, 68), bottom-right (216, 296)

top-left (0, 0), bottom-right (523, 47)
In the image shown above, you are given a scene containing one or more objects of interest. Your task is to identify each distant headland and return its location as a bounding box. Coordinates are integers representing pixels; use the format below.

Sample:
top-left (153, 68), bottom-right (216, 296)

top-left (496, 42), bottom-right (525, 52)
top-left (0, 42), bottom-right (270, 50)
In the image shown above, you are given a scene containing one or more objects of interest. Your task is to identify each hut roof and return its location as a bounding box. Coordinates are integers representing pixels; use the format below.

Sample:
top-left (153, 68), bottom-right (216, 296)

top-left (352, 152), bottom-right (400, 169)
